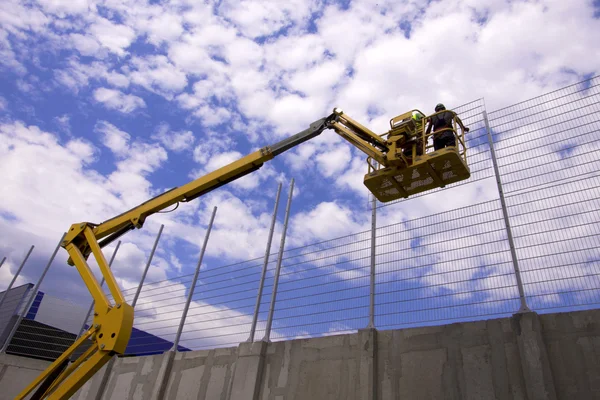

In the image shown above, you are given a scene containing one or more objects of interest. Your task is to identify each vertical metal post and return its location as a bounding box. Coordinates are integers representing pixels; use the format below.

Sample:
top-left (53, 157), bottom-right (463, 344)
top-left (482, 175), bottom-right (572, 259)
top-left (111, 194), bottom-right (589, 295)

top-left (483, 111), bottom-right (531, 313)
top-left (172, 206), bottom-right (217, 351)
top-left (248, 183), bottom-right (282, 342)
top-left (367, 194), bottom-right (376, 328)
top-left (77, 241), bottom-right (122, 338)
top-left (1, 233), bottom-right (65, 353)
top-left (263, 179), bottom-right (294, 342)
top-left (0, 245), bottom-right (34, 311)
top-left (132, 225), bottom-right (164, 308)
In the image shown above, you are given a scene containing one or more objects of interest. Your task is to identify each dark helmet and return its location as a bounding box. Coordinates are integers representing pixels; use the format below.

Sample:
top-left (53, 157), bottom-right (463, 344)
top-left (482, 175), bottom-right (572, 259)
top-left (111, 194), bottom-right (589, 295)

top-left (435, 103), bottom-right (446, 112)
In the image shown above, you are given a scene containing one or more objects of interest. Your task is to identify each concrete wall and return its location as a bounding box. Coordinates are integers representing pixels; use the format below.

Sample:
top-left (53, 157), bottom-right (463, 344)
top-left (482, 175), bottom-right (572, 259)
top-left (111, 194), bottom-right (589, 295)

top-left (378, 316), bottom-right (528, 399)
top-left (2, 309), bottom-right (599, 400)
top-left (0, 353), bottom-right (51, 400)
top-left (541, 311), bottom-right (600, 399)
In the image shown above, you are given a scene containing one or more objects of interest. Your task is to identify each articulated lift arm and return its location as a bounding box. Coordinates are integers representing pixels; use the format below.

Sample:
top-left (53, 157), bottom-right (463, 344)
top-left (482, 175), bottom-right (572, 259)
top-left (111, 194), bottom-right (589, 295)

top-left (19, 110), bottom-right (390, 399)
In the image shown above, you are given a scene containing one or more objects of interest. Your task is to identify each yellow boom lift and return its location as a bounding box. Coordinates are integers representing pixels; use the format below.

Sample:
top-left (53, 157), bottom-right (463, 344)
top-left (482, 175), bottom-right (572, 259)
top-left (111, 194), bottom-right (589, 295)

top-left (18, 108), bottom-right (469, 399)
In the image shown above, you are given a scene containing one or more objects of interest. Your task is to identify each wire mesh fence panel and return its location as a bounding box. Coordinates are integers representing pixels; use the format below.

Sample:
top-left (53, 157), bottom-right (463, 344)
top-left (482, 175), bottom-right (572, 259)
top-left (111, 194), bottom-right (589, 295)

top-left (488, 75), bottom-right (600, 313)
top-left (375, 199), bottom-right (522, 329)
top-left (251, 230), bottom-right (372, 341)
top-left (121, 276), bottom-right (188, 355)
top-left (176, 256), bottom-right (267, 350)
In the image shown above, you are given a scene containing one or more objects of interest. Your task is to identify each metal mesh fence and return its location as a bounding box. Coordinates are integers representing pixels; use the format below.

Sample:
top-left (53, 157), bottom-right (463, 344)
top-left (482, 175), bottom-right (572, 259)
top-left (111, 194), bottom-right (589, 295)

top-left (256, 230), bottom-right (371, 341)
top-left (1, 76), bottom-right (599, 358)
top-left (168, 256), bottom-right (264, 351)
top-left (488, 75), bottom-right (600, 313)
top-left (375, 199), bottom-right (521, 329)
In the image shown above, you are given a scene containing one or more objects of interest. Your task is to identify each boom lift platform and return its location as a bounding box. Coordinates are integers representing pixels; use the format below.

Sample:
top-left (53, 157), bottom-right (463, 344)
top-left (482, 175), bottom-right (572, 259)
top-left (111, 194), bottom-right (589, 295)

top-left (330, 108), bottom-right (470, 202)
top-left (18, 107), bottom-right (469, 399)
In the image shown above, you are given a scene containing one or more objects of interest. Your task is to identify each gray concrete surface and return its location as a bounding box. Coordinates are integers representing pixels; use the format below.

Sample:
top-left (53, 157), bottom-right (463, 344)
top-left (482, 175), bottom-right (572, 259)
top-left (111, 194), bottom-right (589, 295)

top-left (540, 310), bottom-right (600, 400)
top-left (2, 309), bottom-right (599, 399)
top-left (0, 353), bottom-right (50, 400)
top-left (378, 316), bottom-right (528, 399)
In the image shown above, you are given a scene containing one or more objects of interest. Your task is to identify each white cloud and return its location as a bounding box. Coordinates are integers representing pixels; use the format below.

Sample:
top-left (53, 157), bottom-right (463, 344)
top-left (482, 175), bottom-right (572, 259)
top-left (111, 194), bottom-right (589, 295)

top-left (53, 59), bottom-right (130, 92)
top-left (129, 55), bottom-right (188, 99)
top-left (0, 96), bottom-right (7, 110)
top-left (0, 0), bottom-right (49, 35)
top-left (290, 201), bottom-right (368, 245)
top-left (138, 12), bottom-right (184, 45)
top-left (69, 33), bottom-right (102, 57)
top-left (0, 121), bottom-right (110, 239)
top-left (93, 87), bottom-right (146, 113)
top-left (89, 17), bottom-right (136, 56)
top-left (0, 28), bottom-right (26, 73)
top-left (53, 60), bottom-right (106, 92)
top-left (192, 133), bottom-right (234, 164)
top-left (151, 123), bottom-right (195, 152)
top-left (315, 144), bottom-right (351, 178)
top-left (54, 114), bottom-right (70, 134)
top-left (218, 0), bottom-right (317, 39)
top-left (335, 155), bottom-right (370, 196)
top-left (37, 0), bottom-right (90, 15)
top-left (96, 121), bottom-right (130, 156)
top-left (193, 106), bottom-right (233, 127)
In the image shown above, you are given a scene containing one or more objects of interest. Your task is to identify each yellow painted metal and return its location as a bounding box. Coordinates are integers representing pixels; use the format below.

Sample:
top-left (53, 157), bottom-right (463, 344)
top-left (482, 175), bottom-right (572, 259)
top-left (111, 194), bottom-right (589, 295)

top-left (364, 108), bottom-right (470, 202)
top-left (364, 147), bottom-right (471, 202)
top-left (47, 349), bottom-right (112, 399)
top-left (93, 149), bottom-right (272, 243)
top-left (19, 147), bottom-right (275, 399)
top-left (333, 108), bottom-right (387, 145)
top-left (84, 227), bottom-right (125, 306)
top-left (43, 344), bottom-right (97, 397)
top-left (330, 121), bottom-right (388, 165)
top-left (17, 231), bottom-right (134, 399)
top-left (65, 242), bottom-right (111, 311)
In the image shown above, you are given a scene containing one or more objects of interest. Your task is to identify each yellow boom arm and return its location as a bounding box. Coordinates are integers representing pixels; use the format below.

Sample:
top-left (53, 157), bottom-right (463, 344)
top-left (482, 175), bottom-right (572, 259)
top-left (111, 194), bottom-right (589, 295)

top-left (19, 110), bottom-right (392, 399)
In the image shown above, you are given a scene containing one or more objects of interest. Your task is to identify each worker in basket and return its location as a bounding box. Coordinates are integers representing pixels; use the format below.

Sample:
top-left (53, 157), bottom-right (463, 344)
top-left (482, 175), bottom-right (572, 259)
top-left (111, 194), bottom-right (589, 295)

top-left (425, 103), bottom-right (469, 151)
top-left (402, 110), bottom-right (425, 159)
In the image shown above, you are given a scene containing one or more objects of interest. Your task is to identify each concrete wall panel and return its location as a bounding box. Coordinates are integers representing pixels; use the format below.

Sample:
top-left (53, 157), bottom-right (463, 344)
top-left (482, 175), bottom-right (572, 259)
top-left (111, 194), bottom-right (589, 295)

top-left (541, 309), bottom-right (600, 400)
top-left (0, 353), bottom-right (50, 400)
top-left (3, 309), bottom-right (600, 400)
top-left (259, 334), bottom-right (359, 400)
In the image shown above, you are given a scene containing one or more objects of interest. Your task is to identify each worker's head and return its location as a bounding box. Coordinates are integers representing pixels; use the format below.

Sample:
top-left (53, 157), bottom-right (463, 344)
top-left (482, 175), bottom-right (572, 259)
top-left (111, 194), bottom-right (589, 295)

top-left (435, 103), bottom-right (446, 112)
top-left (411, 111), bottom-right (424, 122)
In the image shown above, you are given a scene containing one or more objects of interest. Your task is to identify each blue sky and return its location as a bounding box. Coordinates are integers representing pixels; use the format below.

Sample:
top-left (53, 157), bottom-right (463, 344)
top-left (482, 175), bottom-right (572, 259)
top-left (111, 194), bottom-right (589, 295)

top-left (1, 0), bottom-right (599, 349)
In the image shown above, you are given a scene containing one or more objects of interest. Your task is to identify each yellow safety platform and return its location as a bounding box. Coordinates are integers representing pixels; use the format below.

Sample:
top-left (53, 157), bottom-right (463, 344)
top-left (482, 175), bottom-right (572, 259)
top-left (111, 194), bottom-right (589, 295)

top-left (364, 146), bottom-right (470, 202)
top-left (330, 107), bottom-right (471, 203)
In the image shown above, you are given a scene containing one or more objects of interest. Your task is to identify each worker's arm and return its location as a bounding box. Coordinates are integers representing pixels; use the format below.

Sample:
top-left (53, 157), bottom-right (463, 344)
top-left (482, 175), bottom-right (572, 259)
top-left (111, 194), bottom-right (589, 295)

top-left (454, 114), bottom-right (470, 132)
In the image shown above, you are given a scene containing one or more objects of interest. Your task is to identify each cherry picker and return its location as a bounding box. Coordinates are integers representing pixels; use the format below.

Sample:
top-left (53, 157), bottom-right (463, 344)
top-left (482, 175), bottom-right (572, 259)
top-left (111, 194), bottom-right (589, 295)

top-left (17, 107), bottom-right (469, 399)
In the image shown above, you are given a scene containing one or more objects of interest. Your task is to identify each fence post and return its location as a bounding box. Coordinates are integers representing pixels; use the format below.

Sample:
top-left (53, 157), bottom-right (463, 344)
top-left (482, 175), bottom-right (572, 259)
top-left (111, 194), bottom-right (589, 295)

top-left (172, 206), bottom-right (217, 351)
top-left (0, 245), bottom-right (34, 311)
top-left (1, 233), bottom-right (65, 353)
top-left (248, 183), bottom-right (282, 342)
top-left (132, 225), bottom-right (164, 308)
top-left (154, 207), bottom-right (217, 400)
top-left (483, 110), bottom-right (531, 313)
top-left (367, 195), bottom-right (376, 328)
top-left (263, 179), bottom-right (294, 342)
top-left (76, 241), bottom-right (122, 339)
